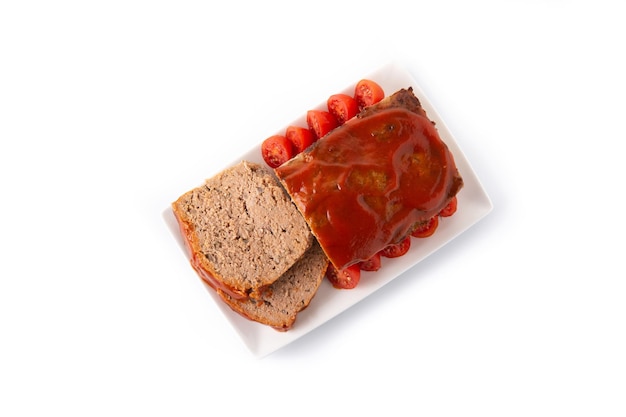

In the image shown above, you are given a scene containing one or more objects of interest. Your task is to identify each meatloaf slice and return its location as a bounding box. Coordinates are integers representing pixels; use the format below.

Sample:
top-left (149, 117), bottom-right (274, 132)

top-left (172, 161), bottom-right (313, 299)
top-left (218, 241), bottom-right (328, 331)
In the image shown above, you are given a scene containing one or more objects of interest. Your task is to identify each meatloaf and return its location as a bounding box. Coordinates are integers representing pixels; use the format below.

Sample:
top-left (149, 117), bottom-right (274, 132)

top-left (218, 241), bottom-right (328, 331)
top-left (172, 161), bottom-right (314, 299)
top-left (274, 87), bottom-right (464, 270)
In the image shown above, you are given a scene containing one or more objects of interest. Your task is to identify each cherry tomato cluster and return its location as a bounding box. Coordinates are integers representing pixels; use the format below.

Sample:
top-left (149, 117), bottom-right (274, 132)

top-left (261, 79), bottom-right (385, 169)
top-left (326, 196), bottom-right (459, 290)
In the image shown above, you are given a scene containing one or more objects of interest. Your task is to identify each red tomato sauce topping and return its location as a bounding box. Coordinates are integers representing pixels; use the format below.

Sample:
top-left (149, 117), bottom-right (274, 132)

top-left (275, 107), bottom-right (463, 270)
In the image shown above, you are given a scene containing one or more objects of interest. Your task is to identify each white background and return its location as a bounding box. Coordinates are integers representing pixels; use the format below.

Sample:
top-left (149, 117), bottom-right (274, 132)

top-left (1, 1), bottom-right (625, 415)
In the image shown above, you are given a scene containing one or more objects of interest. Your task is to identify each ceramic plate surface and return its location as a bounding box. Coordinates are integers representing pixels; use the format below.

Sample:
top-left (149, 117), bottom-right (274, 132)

top-left (163, 62), bottom-right (493, 357)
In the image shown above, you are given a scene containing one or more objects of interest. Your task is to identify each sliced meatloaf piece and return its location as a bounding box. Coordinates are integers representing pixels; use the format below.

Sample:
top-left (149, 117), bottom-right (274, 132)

top-left (218, 241), bottom-right (328, 331)
top-left (172, 161), bottom-right (313, 299)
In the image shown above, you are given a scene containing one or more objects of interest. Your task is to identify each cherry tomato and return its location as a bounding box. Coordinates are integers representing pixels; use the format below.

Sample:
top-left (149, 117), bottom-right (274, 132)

top-left (411, 216), bottom-right (439, 238)
top-left (285, 125), bottom-right (314, 154)
top-left (354, 79), bottom-right (385, 110)
top-left (261, 135), bottom-right (294, 168)
top-left (326, 264), bottom-right (361, 289)
top-left (307, 110), bottom-right (338, 140)
top-left (359, 252), bottom-right (382, 272)
top-left (327, 93), bottom-right (358, 125)
top-left (380, 236), bottom-right (411, 258)
top-left (439, 196), bottom-right (458, 217)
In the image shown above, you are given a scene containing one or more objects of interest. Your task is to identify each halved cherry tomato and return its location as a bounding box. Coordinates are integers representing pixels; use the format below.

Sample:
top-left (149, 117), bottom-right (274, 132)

top-left (261, 135), bottom-right (294, 168)
top-left (411, 216), bottom-right (439, 238)
top-left (359, 252), bottom-right (382, 272)
top-left (306, 110), bottom-right (338, 140)
top-left (326, 264), bottom-right (361, 289)
top-left (439, 196), bottom-right (458, 217)
top-left (285, 125), bottom-right (314, 154)
top-left (380, 236), bottom-right (411, 258)
top-left (327, 94), bottom-right (358, 125)
top-left (354, 79), bottom-right (385, 111)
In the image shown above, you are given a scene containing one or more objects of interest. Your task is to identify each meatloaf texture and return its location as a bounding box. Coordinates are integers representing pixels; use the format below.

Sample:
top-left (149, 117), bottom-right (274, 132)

top-left (172, 161), bottom-right (313, 299)
top-left (218, 241), bottom-right (328, 331)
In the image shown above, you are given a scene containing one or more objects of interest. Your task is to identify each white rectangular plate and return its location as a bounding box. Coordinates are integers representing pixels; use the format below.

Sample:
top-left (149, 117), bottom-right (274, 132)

top-left (163, 62), bottom-right (493, 357)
